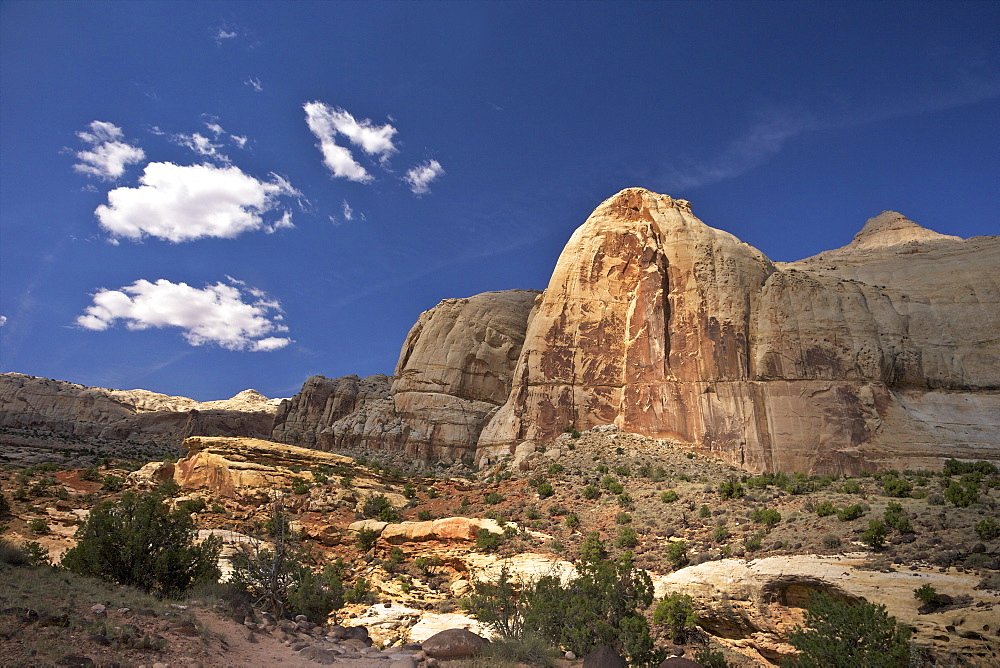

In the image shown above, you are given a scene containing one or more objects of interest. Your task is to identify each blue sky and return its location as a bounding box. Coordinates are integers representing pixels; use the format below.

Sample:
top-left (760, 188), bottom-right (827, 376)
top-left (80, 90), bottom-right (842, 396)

top-left (1, 1), bottom-right (997, 400)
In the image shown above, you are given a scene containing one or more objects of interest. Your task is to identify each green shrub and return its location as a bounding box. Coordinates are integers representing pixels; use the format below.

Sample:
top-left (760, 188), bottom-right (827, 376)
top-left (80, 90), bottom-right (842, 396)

top-left (616, 527), bottom-right (638, 548)
top-left (787, 592), bottom-right (911, 667)
top-left (881, 476), bottom-right (913, 498)
top-left (653, 593), bottom-right (697, 644)
top-left (974, 518), bottom-right (999, 541)
top-left (403, 484), bottom-right (417, 499)
top-left (483, 492), bottom-right (504, 505)
top-left (943, 459), bottom-right (998, 476)
top-left (660, 490), bottom-right (679, 503)
top-left (718, 480), bottom-right (745, 500)
top-left (913, 584), bottom-right (944, 610)
top-left (713, 524), bottom-right (730, 543)
top-left (21, 540), bottom-right (50, 567)
top-left (582, 485), bottom-right (600, 500)
top-left (290, 478), bottom-right (310, 495)
top-left (821, 534), bottom-right (841, 549)
top-left (547, 463), bottom-right (564, 475)
top-left (363, 494), bottom-right (399, 522)
top-left (417, 510), bottom-right (432, 521)
top-left (861, 520), bottom-right (888, 551)
top-left (344, 577), bottom-right (371, 604)
top-left (666, 540), bottom-right (688, 568)
top-left (944, 481), bottom-right (979, 507)
top-left (285, 560), bottom-right (345, 622)
top-left (565, 513), bottom-right (580, 529)
top-left (101, 474), bottom-right (124, 492)
top-left (694, 647), bottom-right (732, 668)
top-left (616, 493), bottom-right (633, 507)
top-left (80, 467), bottom-right (102, 482)
top-left (548, 504), bottom-right (568, 517)
top-left (836, 504), bottom-right (866, 521)
top-left (814, 501), bottom-right (836, 517)
top-left (28, 517), bottom-right (48, 534)
top-left (476, 528), bottom-right (503, 552)
top-left (537, 482), bottom-right (554, 499)
top-left (840, 479), bottom-right (861, 494)
top-left (616, 511), bottom-right (632, 525)
top-left (465, 532), bottom-right (657, 663)
top-left (745, 531), bottom-right (765, 552)
top-left (0, 537), bottom-right (29, 566)
top-left (699, 504), bottom-right (712, 518)
top-left (355, 527), bottom-right (379, 552)
top-left (61, 489), bottom-right (220, 598)
top-left (613, 465), bottom-right (631, 477)
top-left (749, 508), bottom-right (781, 527)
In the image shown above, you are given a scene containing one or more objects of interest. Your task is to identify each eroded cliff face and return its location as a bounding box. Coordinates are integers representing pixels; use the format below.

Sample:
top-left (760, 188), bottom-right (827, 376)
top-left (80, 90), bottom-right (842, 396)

top-left (272, 290), bottom-right (538, 459)
top-left (0, 373), bottom-right (278, 447)
top-left (477, 188), bottom-right (1000, 474)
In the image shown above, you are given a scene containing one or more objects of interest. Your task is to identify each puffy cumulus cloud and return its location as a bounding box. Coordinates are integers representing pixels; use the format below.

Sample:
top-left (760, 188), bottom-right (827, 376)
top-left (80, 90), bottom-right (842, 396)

top-left (303, 101), bottom-right (398, 182)
top-left (73, 121), bottom-right (146, 180)
top-left (95, 162), bottom-right (299, 242)
top-left (76, 278), bottom-right (291, 352)
top-left (404, 159), bottom-right (445, 195)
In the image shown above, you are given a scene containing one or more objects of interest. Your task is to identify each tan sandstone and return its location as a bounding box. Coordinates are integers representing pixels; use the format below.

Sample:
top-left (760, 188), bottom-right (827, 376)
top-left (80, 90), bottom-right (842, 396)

top-left (477, 188), bottom-right (1000, 474)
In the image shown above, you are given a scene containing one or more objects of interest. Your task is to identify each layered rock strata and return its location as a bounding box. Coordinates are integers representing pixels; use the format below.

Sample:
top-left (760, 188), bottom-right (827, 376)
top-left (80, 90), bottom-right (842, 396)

top-left (272, 290), bottom-right (538, 459)
top-left (0, 373), bottom-right (277, 447)
top-left (477, 188), bottom-right (1000, 474)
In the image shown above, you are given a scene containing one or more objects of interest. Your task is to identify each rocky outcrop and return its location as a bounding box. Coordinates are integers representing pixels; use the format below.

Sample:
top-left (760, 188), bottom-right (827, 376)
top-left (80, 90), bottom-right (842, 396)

top-left (478, 188), bottom-right (1000, 474)
top-left (273, 290), bottom-right (538, 459)
top-left (348, 517), bottom-right (505, 544)
top-left (0, 373), bottom-right (278, 448)
top-left (653, 554), bottom-right (1000, 663)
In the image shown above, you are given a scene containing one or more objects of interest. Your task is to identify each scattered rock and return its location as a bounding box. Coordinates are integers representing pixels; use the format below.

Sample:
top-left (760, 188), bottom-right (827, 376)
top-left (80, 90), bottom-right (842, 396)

top-left (583, 645), bottom-right (627, 667)
top-left (421, 628), bottom-right (488, 659)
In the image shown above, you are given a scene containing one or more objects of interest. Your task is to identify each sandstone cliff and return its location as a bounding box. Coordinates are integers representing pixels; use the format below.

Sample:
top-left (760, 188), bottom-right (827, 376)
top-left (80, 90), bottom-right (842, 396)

top-left (0, 372), bottom-right (278, 449)
top-left (477, 188), bottom-right (1000, 474)
top-left (271, 290), bottom-right (538, 459)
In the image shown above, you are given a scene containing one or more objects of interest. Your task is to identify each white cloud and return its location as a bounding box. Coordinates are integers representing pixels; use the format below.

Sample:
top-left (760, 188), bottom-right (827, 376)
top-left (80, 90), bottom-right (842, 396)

top-left (76, 278), bottom-right (291, 352)
top-left (0, 315), bottom-right (7, 327)
top-left (245, 76), bottom-right (263, 92)
top-left (205, 122), bottom-right (225, 137)
top-left (214, 26), bottom-right (239, 45)
top-left (230, 134), bottom-right (248, 149)
top-left (303, 101), bottom-right (398, 182)
top-left (73, 121), bottom-right (146, 180)
top-left (404, 159), bottom-right (445, 195)
top-left (95, 162), bottom-right (300, 242)
top-left (342, 200), bottom-right (354, 221)
top-left (172, 132), bottom-right (229, 162)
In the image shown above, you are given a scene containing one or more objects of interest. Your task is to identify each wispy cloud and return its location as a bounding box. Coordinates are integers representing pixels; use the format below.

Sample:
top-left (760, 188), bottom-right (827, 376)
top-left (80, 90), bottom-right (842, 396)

top-left (95, 162), bottom-right (299, 243)
top-left (213, 24), bottom-right (240, 46)
top-left (76, 277), bottom-right (291, 351)
top-left (342, 200), bottom-right (354, 221)
top-left (72, 121), bottom-right (146, 181)
top-left (171, 132), bottom-right (229, 162)
top-left (404, 159), bottom-right (445, 195)
top-left (658, 66), bottom-right (1000, 192)
top-left (303, 101), bottom-right (398, 183)
top-left (245, 76), bottom-right (263, 93)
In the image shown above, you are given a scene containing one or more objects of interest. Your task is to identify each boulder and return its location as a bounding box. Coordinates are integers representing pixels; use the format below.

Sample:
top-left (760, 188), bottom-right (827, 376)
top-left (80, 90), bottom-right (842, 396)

top-left (421, 628), bottom-right (488, 659)
top-left (582, 646), bottom-right (627, 667)
top-left (478, 188), bottom-right (1000, 475)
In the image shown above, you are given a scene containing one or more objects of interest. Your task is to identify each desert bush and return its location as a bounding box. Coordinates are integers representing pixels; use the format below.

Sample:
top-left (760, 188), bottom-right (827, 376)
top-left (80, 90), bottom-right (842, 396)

top-left (786, 592), bottom-right (911, 667)
top-left (660, 489), bottom-right (679, 503)
top-left (547, 463), bottom-right (564, 475)
top-left (840, 479), bottom-right (861, 494)
top-left (666, 540), bottom-right (688, 568)
top-left (653, 592), bottom-right (697, 644)
top-left (28, 517), bottom-right (48, 534)
top-left (290, 478), bottom-right (310, 495)
top-left (61, 489), bottom-right (220, 598)
top-left (466, 533), bottom-right (658, 664)
top-left (0, 536), bottom-right (29, 566)
top-left (607, 482), bottom-right (625, 495)
top-left (101, 474), bottom-right (124, 492)
top-left (616, 511), bottom-right (632, 525)
top-left (881, 476), bottom-right (913, 498)
top-left (536, 483), bottom-right (554, 499)
top-left (699, 504), bottom-right (712, 518)
top-left (565, 513), bottom-right (580, 529)
top-left (943, 459), bottom-right (998, 476)
top-left (913, 584), bottom-right (944, 610)
top-left (616, 527), bottom-right (638, 548)
top-left (836, 504), bottom-right (866, 521)
top-left (355, 527), bottom-right (379, 552)
top-left (944, 481), bottom-right (979, 507)
top-left (476, 528), bottom-right (503, 552)
top-left (363, 494), bottom-right (399, 521)
top-left (548, 504), bottom-right (568, 517)
top-left (745, 531), bottom-right (766, 552)
top-left (80, 467), bottom-right (102, 482)
top-left (718, 480), bottom-right (745, 500)
top-left (402, 483), bottom-right (417, 499)
top-left (814, 501), bottom-right (836, 517)
top-left (928, 493), bottom-right (945, 506)
top-left (417, 510), bottom-right (432, 521)
top-left (821, 534), bottom-right (841, 549)
top-left (883, 502), bottom-right (913, 534)
top-left (0, 491), bottom-right (10, 517)
top-left (582, 484), bottom-right (600, 500)
top-left (713, 524), bottom-right (730, 543)
top-left (974, 518), bottom-right (999, 541)
top-left (861, 520), bottom-right (888, 551)
top-left (749, 508), bottom-right (781, 527)
top-left (483, 492), bottom-right (504, 505)
top-left (694, 647), bottom-right (732, 668)
top-left (617, 493), bottom-right (633, 507)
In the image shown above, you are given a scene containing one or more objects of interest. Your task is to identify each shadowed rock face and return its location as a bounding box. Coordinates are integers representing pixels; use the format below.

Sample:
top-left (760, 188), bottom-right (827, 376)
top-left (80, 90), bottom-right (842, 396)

top-left (272, 290), bottom-right (539, 459)
top-left (0, 373), bottom-right (276, 447)
top-left (477, 188), bottom-right (1000, 474)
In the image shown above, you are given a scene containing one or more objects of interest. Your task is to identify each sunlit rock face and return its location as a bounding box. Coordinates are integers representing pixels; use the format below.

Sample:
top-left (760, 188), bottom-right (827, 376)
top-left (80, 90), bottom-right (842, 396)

top-left (272, 290), bottom-right (538, 459)
top-left (478, 187), bottom-right (1000, 474)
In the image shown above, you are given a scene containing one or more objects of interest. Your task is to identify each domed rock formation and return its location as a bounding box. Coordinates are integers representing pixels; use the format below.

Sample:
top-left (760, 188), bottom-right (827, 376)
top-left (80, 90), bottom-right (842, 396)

top-left (477, 188), bottom-right (1000, 474)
